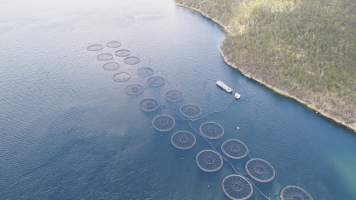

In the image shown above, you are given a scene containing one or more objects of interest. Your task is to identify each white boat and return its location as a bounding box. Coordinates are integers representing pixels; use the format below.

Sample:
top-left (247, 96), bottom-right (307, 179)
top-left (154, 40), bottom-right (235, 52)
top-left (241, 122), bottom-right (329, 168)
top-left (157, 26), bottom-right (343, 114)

top-left (234, 92), bottom-right (241, 100)
top-left (216, 80), bottom-right (233, 93)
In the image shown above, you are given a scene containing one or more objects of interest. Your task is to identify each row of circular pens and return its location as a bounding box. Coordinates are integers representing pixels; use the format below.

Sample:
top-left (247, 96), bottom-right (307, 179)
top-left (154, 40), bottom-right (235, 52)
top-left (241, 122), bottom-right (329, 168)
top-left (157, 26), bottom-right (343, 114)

top-left (87, 41), bottom-right (314, 200)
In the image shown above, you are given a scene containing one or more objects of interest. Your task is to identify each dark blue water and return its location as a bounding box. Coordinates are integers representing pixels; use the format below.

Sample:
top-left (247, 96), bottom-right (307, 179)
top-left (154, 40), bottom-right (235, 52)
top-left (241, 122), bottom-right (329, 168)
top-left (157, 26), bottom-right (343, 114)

top-left (1, 0), bottom-right (356, 199)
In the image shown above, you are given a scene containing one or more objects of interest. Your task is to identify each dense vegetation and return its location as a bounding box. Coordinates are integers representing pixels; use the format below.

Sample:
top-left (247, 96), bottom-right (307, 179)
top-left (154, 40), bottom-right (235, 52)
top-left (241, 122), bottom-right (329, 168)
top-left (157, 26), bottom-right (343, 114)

top-left (176, 0), bottom-right (356, 130)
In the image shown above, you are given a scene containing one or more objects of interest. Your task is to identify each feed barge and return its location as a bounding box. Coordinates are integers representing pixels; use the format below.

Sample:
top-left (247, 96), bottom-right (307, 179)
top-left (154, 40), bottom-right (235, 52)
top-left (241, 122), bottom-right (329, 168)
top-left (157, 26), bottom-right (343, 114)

top-left (216, 80), bottom-right (233, 93)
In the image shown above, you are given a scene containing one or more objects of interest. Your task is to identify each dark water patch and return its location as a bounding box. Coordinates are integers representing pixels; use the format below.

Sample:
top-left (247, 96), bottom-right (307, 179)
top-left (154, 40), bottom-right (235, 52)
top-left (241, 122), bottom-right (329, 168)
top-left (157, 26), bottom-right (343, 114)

top-left (139, 98), bottom-right (160, 112)
top-left (165, 89), bottom-right (184, 103)
top-left (221, 139), bottom-right (249, 160)
top-left (125, 84), bottom-right (144, 96)
top-left (102, 62), bottom-right (120, 71)
top-left (179, 104), bottom-right (201, 119)
top-left (147, 76), bottom-right (165, 88)
top-left (0, 126), bottom-right (156, 200)
top-left (136, 67), bottom-right (154, 78)
top-left (195, 149), bottom-right (223, 172)
top-left (152, 114), bottom-right (175, 132)
top-left (87, 44), bottom-right (104, 51)
top-left (124, 56), bottom-right (141, 65)
top-left (170, 130), bottom-right (196, 150)
top-left (97, 53), bottom-right (114, 61)
top-left (245, 158), bottom-right (276, 183)
top-left (115, 49), bottom-right (131, 57)
top-left (106, 41), bottom-right (122, 48)
top-left (112, 72), bottom-right (131, 83)
top-left (280, 185), bottom-right (314, 200)
top-left (222, 174), bottom-right (253, 200)
top-left (199, 121), bottom-right (224, 140)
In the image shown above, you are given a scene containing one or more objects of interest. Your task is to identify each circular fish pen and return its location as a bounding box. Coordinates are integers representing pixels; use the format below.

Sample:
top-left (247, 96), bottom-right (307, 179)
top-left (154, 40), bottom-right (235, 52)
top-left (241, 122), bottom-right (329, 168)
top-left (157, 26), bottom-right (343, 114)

top-left (115, 49), bottom-right (131, 57)
top-left (280, 185), bottom-right (313, 200)
top-left (165, 89), bottom-right (184, 103)
top-left (125, 84), bottom-right (144, 96)
top-left (152, 114), bottom-right (176, 132)
top-left (245, 158), bottom-right (276, 183)
top-left (106, 41), bottom-right (122, 48)
top-left (87, 44), bottom-right (104, 51)
top-left (147, 76), bottom-right (166, 88)
top-left (124, 56), bottom-right (141, 65)
top-left (195, 150), bottom-right (223, 172)
top-left (199, 121), bottom-right (224, 140)
top-left (102, 62), bottom-right (120, 71)
top-left (136, 67), bottom-right (154, 78)
top-left (97, 53), bottom-right (114, 61)
top-left (221, 139), bottom-right (249, 159)
top-left (112, 72), bottom-right (131, 83)
top-left (140, 98), bottom-right (160, 112)
top-left (222, 174), bottom-right (254, 200)
top-left (179, 104), bottom-right (201, 119)
top-left (170, 131), bottom-right (196, 150)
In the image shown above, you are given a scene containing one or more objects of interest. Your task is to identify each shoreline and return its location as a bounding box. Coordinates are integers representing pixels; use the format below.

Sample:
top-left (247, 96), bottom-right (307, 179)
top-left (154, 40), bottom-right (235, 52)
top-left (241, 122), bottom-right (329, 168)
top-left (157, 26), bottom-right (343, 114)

top-left (176, 3), bottom-right (356, 133)
top-left (176, 3), bottom-right (233, 35)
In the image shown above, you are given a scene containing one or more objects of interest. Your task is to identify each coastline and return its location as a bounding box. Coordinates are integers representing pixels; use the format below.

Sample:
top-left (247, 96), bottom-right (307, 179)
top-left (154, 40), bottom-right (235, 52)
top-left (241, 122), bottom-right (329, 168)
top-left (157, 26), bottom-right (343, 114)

top-left (176, 3), bottom-right (356, 133)
top-left (176, 3), bottom-right (233, 35)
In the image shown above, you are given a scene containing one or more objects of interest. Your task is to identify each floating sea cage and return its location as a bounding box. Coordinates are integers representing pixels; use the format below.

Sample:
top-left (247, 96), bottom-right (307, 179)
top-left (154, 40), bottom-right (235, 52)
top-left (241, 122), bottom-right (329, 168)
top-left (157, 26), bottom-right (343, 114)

top-left (112, 72), bottom-right (131, 83)
top-left (106, 41), bottom-right (122, 48)
top-left (87, 42), bottom-right (314, 200)
top-left (140, 98), bottom-right (160, 112)
top-left (124, 56), bottom-right (141, 65)
top-left (136, 67), bottom-right (154, 78)
top-left (195, 149), bottom-right (223, 172)
top-left (97, 53), bottom-right (114, 61)
top-left (245, 158), bottom-right (276, 183)
top-left (165, 89), bottom-right (184, 103)
top-left (87, 43), bottom-right (104, 51)
top-left (171, 130), bottom-right (196, 150)
top-left (115, 49), bottom-right (131, 57)
top-left (222, 174), bottom-right (254, 200)
top-left (102, 62), bottom-right (120, 71)
top-left (151, 114), bottom-right (176, 132)
top-left (125, 84), bottom-right (144, 96)
top-left (147, 76), bottom-right (166, 88)
top-left (221, 139), bottom-right (249, 159)
top-left (179, 104), bottom-right (202, 119)
top-left (199, 121), bottom-right (224, 140)
top-left (280, 185), bottom-right (314, 200)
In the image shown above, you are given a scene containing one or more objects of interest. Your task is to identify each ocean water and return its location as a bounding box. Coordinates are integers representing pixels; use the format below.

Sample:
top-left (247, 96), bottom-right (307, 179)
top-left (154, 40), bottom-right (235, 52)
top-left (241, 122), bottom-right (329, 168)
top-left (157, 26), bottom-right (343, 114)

top-left (0, 0), bottom-right (356, 199)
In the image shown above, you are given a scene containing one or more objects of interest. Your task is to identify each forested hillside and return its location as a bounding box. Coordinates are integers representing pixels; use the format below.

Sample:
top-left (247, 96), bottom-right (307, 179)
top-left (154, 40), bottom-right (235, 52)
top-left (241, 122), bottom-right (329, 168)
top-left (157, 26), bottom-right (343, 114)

top-left (176, 0), bottom-right (356, 131)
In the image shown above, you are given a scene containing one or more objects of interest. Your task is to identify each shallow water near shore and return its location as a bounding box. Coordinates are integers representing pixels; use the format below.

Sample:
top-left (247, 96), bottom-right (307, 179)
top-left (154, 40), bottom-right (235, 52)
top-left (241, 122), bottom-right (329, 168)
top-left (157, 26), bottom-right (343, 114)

top-left (0, 0), bottom-right (356, 199)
